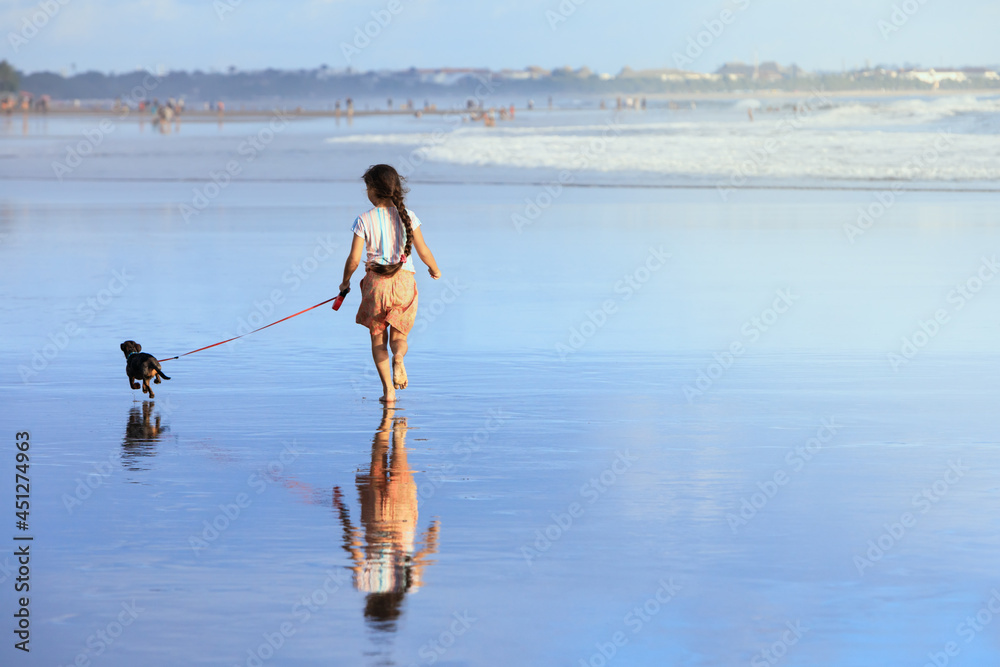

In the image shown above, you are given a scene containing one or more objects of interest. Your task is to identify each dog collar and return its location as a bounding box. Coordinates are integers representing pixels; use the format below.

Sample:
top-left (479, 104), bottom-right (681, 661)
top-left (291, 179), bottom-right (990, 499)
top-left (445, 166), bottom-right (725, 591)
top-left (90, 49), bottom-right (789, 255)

top-left (127, 352), bottom-right (138, 358)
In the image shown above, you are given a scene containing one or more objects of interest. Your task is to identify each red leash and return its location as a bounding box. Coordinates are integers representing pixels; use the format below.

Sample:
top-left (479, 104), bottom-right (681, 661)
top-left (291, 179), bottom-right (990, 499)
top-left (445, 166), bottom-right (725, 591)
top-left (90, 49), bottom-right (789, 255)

top-left (158, 289), bottom-right (349, 363)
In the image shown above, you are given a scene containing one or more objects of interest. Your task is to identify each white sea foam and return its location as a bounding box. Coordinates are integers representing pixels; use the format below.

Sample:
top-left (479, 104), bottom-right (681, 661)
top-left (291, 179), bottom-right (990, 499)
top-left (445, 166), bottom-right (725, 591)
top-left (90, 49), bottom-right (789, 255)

top-left (802, 95), bottom-right (1000, 127)
top-left (325, 96), bottom-right (1000, 182)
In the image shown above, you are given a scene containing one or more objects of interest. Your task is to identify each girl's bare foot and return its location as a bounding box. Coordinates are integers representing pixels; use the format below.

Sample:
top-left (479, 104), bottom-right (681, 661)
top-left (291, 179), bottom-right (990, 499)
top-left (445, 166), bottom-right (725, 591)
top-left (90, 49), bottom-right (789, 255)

top-left (392, 358), bottom-right (408, 390)
top-left (379, 389), bottom-right (396, 404)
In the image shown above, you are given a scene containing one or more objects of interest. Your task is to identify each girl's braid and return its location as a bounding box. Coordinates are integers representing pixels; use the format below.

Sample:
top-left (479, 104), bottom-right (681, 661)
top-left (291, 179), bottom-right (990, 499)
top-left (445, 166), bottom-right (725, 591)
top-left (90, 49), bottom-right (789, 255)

top-left (390, 188), bottom-right (413, 262)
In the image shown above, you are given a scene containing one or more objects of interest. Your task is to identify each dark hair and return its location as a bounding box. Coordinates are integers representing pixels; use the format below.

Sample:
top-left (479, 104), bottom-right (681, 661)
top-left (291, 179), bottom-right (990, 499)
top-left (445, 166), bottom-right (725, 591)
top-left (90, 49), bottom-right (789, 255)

top-left (363, 164), bottom-right (412, 276)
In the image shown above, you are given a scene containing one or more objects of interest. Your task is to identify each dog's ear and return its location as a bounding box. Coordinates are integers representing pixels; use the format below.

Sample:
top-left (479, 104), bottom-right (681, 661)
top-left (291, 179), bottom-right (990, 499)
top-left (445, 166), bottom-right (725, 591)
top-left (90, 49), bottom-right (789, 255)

top-left (135, 343), bottom-right (141, 352)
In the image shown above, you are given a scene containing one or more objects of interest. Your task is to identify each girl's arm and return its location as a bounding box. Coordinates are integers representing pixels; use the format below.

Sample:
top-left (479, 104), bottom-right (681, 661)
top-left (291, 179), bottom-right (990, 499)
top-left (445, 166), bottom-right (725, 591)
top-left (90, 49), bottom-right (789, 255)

top-left (410, 227), bottom-right (441, 279)
top-left (340, 234), bottom-right (365, 292)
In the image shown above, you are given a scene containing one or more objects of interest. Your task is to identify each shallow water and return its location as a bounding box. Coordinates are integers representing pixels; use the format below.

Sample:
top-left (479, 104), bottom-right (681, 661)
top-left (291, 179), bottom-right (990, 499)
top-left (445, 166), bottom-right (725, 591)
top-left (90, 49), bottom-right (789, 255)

top-left (4, 98), bottom-right (1000, 187)
top-left (3, 114), bottom-right (1000, 666)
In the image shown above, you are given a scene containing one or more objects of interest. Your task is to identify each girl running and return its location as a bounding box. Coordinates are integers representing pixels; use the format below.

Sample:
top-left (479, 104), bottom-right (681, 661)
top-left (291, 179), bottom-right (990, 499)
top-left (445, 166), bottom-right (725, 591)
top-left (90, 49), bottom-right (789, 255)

top-left (340, 164), bottom-right (441, 404)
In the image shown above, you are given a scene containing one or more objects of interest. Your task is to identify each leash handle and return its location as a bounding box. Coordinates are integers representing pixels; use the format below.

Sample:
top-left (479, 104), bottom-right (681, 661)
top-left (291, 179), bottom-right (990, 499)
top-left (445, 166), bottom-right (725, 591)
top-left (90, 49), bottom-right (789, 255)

top-left (332, 287), bottom-right (350, 311)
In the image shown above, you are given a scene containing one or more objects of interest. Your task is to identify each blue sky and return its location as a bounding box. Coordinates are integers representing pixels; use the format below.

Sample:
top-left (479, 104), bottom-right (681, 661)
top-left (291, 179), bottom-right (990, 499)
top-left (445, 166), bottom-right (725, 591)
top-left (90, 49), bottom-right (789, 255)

top-left (4, 0), bottom-right (998, 75)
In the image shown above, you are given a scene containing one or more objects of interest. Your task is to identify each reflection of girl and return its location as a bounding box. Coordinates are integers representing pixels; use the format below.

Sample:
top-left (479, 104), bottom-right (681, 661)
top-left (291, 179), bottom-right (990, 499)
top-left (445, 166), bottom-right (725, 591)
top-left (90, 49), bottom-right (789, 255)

top-left (334, 408), bottom-right (439, 628)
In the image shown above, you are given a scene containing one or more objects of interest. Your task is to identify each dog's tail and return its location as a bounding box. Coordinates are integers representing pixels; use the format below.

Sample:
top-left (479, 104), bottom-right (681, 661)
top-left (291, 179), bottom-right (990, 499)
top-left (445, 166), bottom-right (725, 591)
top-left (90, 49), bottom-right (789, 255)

top-left (154, 360), bottom-right (171, 381)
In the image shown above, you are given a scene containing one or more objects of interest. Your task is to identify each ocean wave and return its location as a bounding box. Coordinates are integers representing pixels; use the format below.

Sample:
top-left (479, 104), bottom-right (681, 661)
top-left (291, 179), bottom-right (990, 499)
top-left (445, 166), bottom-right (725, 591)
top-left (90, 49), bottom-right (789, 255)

top-left (803, 95), bottom-right (1000, 128)
top-left (324, 121), bottom-right (1000, 181)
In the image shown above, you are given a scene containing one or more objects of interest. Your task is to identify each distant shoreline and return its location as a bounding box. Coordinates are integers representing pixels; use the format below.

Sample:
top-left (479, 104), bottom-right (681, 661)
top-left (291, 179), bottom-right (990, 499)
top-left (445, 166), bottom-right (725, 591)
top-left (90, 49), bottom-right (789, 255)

top-left (9, 87), bottom-right (996, 122)
top-left (645, 87), bottom-right (1000, 100)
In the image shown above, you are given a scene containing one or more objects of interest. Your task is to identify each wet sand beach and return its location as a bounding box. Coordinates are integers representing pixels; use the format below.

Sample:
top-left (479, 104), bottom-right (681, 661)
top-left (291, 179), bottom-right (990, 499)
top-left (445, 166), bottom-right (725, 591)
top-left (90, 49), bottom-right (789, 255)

top-left (2, 106), bottom-right (1000, 665)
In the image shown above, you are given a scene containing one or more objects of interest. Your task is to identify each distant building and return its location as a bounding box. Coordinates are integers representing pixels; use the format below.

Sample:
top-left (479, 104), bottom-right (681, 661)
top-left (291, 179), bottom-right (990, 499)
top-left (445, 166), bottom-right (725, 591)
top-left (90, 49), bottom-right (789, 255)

top-left (959, 67), bottom-right (1000, 80)
top-left (715, 61), bottom-right (755, 80)
top-left (412, 68), bottom-right (491, 85)
top-left (899, 68), bottom-right (967, 85)
top-left (896, 67), bottom-right (999, 85)
top-left (617, 66), bottom-right (720, 82)
top-left (714, 61), bottom-right (803, 81)
top-left (497, 66), bottom-right (550, 81)
top-left (756, 61), bottom-right (788, 82)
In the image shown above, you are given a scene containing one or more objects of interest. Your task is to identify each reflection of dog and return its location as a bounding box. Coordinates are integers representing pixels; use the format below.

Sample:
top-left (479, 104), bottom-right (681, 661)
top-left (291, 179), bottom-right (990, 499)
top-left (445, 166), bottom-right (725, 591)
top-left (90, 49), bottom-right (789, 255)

top-left (120, 341), bottom-right (170, 398)
top-left (125, 402), bottom-right (166, 441)
top-left (122, 401), bottom-right (167, 471)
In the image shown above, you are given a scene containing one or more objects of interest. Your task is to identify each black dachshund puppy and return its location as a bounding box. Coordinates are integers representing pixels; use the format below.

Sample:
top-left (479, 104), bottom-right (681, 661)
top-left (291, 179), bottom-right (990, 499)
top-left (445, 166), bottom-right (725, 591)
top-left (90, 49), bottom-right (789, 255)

top-left (120, 341), bottom-right (170, 398)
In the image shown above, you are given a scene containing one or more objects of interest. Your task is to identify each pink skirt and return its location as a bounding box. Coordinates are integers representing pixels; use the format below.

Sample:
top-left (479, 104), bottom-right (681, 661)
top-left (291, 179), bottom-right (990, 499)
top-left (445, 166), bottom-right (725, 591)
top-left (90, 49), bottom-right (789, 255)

top-left (356, 269), bottom-right (418, 335)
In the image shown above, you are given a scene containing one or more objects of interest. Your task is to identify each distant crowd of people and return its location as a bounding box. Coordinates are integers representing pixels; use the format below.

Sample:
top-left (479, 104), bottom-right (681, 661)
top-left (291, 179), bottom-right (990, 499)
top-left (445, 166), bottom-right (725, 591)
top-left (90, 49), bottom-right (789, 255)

top-left (0, 93), bottom-right (50, 113)
top-left (2, 92), bottom-right (781, 130)
top-left (114, 97), bottom-right (186, 123)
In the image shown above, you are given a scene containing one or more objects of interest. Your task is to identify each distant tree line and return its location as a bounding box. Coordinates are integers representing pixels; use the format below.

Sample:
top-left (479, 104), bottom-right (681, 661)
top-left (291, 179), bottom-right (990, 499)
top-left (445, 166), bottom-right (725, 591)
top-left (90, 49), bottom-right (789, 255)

top-left (9, 64), bottom-right (999, 103)
top-left (0, 61), bottom-right (19, 93)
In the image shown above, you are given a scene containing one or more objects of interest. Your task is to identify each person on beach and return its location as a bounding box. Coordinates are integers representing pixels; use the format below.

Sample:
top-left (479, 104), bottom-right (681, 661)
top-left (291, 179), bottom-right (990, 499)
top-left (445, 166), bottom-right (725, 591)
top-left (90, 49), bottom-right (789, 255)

top-left (340, 164), bottom-right (441, 404)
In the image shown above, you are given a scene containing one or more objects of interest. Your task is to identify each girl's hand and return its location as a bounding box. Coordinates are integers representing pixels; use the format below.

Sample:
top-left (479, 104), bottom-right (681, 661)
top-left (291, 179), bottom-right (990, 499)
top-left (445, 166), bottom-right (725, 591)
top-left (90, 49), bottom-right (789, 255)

top-left (339, 280), bottom-right (351, 292)
top-left (429, 268), bottom-right (441, 280)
